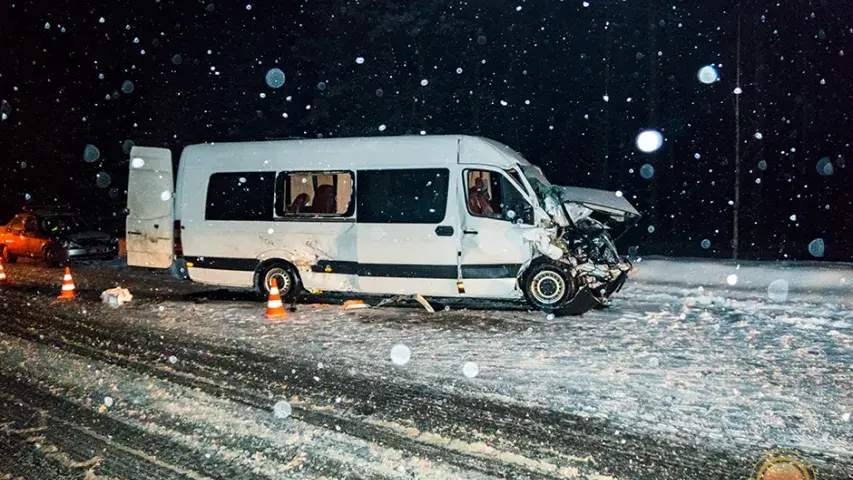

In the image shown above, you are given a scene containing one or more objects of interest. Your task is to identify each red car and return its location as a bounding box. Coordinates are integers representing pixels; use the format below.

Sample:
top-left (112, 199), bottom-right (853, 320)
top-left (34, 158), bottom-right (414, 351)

top-left (1, 207), bottom-right (119, 267)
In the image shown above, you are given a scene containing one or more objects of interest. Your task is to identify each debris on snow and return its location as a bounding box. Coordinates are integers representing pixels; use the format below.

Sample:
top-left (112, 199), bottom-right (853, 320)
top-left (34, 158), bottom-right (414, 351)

top-left (101, 287), bottom-right (133, 307)
top-left (414, 294), bottom-right (435, 313)
top-left (341, 299), bottom-right (369, 311)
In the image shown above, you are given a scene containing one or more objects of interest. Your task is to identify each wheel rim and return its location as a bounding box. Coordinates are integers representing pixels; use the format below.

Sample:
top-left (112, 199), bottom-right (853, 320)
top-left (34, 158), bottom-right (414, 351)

top-left (530, 270), bottom-right (566, 305)
top-left (264, 267), bottom-right (291, 294)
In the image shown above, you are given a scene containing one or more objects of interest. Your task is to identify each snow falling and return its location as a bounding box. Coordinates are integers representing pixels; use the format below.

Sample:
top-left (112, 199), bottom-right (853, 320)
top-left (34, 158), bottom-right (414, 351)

top-left (83, 144), bottom-right (100, 162)
top-left (817, 157), bottom-right (834, 176)
top-left (767, 279), bottom-right (789, 302)
top-left (273, 400), bottom-right (292, 419)
top-left (808, 238), bottom-right (825, 258)
top-left (265, 68), bottom-right (285, 88)
top-left (697, 65), bottom-right (719, 84)
top-left (636, 130), bottom-right (664, 153)
top-left (95, 172), bottom-right (111, 188)
top-left (462, 362), bottom-right (479, 378)
top-left (390, 344), bottom-right (411, 365)
top-left (2, 3), bottom-right (852, 476)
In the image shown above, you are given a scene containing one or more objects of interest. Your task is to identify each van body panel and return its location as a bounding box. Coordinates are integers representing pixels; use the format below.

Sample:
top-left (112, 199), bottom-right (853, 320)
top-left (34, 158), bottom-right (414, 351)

top-left (126, 146), bottom-right (174, 268)
top-left (458, 136), bottom-right (532, 169)
top-left (457, 165), bottom-right (535, 297)
top-left (188, 267), bottom-right (254, 287)
top-left (355, 164), bottom-right (461, 297)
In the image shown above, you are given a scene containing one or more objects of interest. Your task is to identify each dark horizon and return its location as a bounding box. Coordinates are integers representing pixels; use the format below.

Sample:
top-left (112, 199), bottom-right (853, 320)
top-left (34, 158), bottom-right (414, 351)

top-left (1, 0), bottom-right (851, 261)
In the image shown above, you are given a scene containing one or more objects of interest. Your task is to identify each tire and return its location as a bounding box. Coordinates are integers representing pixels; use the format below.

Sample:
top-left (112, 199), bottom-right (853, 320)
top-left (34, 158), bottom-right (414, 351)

top-left (168, 258), bottom-right (190, 280)
top-left (0, 246), bottom-right (15, 264)
top-left (254, 260), bottom-right (300, 302)
top-left (521, 261), bottom-right (577, 314)
top-left (43, 246), bottom-right (61, 268)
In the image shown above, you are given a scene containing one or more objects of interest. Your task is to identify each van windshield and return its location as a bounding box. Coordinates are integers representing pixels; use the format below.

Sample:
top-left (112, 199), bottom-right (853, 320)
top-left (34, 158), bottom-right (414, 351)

top-left (520, 164), bottom-right (559, 205)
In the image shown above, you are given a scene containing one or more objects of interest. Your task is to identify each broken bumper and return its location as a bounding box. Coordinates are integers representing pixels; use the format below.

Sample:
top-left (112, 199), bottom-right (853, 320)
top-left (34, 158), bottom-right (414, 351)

top-left (560, 286), bottom-right (604, 315)
top-left (574, 257), bottom-right (632, 300)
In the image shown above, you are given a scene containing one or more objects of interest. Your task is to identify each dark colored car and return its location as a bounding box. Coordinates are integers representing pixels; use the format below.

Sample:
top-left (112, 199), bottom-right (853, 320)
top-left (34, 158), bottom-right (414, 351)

top-left (0, 207), bottom-right (119, 267)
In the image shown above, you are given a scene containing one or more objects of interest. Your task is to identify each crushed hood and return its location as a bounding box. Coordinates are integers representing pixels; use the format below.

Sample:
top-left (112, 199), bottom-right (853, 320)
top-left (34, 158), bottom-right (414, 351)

top-left (556, 186), bottom-right (641, 220)
top-left (553, 186), bottom-right (640, 239)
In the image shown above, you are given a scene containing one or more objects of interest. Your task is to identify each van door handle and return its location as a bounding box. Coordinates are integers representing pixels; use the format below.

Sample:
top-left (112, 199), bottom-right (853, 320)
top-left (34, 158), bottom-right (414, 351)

top-left (463, 229), bottom-right (478, 235)
top-left (434, 226), bottom-right (454, 237)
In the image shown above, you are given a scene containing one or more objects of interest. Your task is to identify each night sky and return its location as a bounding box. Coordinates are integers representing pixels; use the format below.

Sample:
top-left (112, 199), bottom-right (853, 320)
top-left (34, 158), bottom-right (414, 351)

top-left (1, 0), bottom-right (851, 260)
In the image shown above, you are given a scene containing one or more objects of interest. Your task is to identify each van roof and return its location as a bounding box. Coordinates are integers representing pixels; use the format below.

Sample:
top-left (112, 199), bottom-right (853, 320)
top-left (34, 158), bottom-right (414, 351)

top-left (180, 135), bottom-right (533, 170)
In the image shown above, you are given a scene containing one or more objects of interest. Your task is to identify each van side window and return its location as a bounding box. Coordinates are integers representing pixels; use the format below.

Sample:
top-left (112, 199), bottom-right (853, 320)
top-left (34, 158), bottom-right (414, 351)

top-left (205, 172), bottom-right (275, 221)
top-left (357, 168), bottom-right (449, 224)
top-left (274, 171), bottom-right (354, 217)
top-left (466, 169), bottom-right (533, 224)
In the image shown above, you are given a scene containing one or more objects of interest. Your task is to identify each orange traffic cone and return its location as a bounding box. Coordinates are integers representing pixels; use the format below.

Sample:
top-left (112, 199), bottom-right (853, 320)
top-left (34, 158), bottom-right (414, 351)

top-left (264, 278), bottom-right (288, 322)
top-left (57, 266), bottom-right (76, 301)
top-left (0, 262), bottom-right (6, 283)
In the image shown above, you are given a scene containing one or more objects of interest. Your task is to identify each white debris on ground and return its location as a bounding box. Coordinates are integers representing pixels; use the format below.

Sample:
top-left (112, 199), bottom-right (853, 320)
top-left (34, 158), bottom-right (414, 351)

top-left (100, 287), bottom-right (133, 307)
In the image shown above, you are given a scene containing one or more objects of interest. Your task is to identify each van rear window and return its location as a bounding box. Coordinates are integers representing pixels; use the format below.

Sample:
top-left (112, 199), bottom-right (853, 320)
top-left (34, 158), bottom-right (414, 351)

top-left (205, 172), bottom-right (275, 221)
top-left (357, 168), bottom-right (449, 224)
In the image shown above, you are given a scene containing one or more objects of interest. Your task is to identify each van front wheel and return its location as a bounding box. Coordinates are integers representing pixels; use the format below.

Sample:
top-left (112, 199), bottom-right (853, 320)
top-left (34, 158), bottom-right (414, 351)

top-left (255, 261), bottom-right (300, 302)
top-left (522, 262), bottom-right (577, 314)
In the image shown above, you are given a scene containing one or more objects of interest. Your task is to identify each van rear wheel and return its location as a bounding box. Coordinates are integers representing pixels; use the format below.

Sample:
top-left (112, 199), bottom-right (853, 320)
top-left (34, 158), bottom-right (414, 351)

top-left (255, 261), bottom-right (300, 302)
top-left (522, 261), bottom-right (577, 314)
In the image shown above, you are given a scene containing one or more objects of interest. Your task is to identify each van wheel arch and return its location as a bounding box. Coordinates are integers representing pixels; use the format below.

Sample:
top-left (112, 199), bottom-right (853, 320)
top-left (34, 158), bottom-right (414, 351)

top-left (254, 259), bottom-right (302, 301)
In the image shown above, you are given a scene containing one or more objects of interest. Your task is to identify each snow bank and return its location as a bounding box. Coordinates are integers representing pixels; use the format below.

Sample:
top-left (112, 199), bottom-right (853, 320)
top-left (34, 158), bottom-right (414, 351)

top-left (633, 256), bottom-right (853, 296)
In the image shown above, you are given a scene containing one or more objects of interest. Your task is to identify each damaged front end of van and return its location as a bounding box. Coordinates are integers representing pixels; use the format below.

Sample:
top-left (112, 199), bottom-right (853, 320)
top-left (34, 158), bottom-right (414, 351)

top-left (522, 184), bottom-right (640, 315)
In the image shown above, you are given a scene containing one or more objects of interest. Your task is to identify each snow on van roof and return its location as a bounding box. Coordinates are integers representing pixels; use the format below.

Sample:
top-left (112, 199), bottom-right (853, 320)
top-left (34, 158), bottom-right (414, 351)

top-left (185, 134), bottom-right (507, 150)
top-left (179, 135), bottom-right (534, 171)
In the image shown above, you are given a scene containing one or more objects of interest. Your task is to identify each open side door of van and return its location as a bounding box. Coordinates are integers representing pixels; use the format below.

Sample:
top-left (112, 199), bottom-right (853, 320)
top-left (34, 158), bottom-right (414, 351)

top-left (126, 146), bottom-right (174, 268)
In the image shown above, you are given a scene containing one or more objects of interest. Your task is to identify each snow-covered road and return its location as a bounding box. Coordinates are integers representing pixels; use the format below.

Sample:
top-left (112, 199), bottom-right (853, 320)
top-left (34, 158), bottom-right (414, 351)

top-left (0, 258), bottom-right (851, 479)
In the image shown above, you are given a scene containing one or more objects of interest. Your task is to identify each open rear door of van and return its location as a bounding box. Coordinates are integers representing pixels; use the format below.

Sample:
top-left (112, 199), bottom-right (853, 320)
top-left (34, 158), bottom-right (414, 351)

top-left (126, 146), bottom-right (174, 268)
